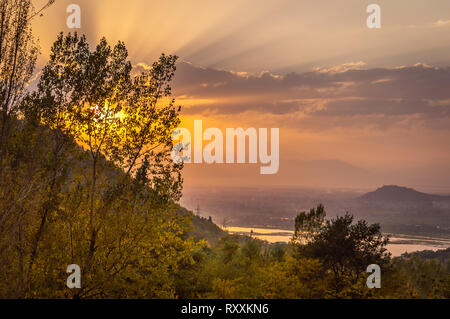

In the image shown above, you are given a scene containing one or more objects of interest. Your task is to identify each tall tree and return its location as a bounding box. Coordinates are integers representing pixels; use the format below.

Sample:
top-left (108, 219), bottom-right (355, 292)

top-left (0, 0), bottom-right (53, 160)
top-left (25, 32), bottom-right (190, 298)
top-left (0, 0), bottom-right (54, 297)
top-left (292, 205), bottom-right (391, 296)
top-left (23, 32), bottom-right (87, 290)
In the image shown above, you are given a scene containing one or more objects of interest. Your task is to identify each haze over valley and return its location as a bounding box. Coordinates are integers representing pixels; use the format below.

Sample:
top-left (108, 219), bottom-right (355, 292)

top-left (181, 185), bottom-right (450, 255)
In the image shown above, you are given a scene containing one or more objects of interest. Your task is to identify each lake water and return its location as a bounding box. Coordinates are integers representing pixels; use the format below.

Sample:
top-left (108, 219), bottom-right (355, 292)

top-left (225, 226), bottom-right (450, 257)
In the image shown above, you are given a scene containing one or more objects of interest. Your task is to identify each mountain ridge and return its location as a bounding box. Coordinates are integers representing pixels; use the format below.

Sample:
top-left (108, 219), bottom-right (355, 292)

top-left (361, 185), bottom-right (450, 202)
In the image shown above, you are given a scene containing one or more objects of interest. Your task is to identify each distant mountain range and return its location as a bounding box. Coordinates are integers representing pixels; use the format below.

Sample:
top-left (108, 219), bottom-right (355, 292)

top-left (361, 185), bottom-right (450, 203)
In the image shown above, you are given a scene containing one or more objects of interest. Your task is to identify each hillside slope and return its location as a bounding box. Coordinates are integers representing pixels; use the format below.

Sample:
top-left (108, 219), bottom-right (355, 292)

top-left (361, 185), bottom-right (450, 203)
top-left (177, 207), bottom-right (226, 245)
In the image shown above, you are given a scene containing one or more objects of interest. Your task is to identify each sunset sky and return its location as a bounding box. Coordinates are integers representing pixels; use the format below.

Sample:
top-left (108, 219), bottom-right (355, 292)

top-left (31, 0), bottom-right (450, 192)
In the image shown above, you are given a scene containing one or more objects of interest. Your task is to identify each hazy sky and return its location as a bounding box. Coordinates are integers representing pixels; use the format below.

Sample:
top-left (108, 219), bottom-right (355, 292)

top-left (31, 0), bottom-right (450, 192)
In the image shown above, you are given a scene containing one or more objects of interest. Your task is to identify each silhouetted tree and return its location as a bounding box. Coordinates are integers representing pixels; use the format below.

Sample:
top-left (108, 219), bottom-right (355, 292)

top-left (292, 205), bottom-right (390, 296)
top-left (0, 0), bottom-right (53, 161)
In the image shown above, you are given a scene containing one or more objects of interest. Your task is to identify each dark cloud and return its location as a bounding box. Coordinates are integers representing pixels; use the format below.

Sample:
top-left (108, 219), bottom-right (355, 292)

top-left (319, 98), bottom-right (449, 118)
top-left (171, 62), bottom-right (450, 126)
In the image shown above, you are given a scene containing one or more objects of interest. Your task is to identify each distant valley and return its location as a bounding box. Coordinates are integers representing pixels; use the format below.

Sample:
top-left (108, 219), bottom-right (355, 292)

top-left (180, 185), bottom-right (450, 238)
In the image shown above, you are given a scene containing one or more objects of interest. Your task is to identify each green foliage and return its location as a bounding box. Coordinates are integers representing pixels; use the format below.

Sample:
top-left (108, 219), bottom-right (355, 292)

top-left (292, 205), bottom-right (391, 296)
top-left (180, 207), bottom-right (225, 246)
top-left (388, 256), bottom-right (450, 298)
top-left (292, 203), bottom-right (326, 244)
